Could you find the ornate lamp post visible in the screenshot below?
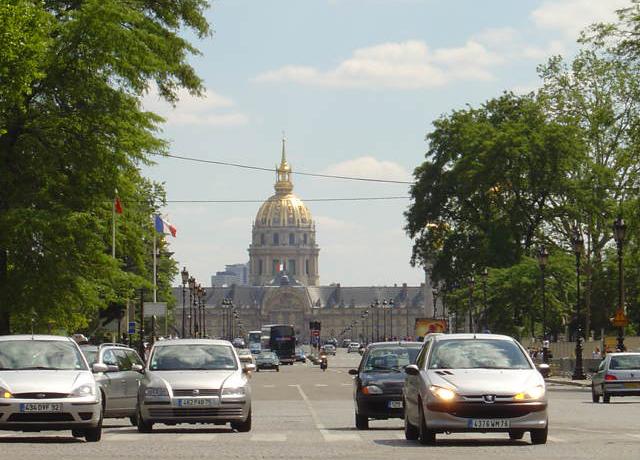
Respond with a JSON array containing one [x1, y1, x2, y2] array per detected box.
[[194, 283, 201, 337], [389, 299, 395, 340], [221, 298, 230, 339], [537, 246, 549, 363], [199, 285, 206, 337], [405, 300, 410, 339], [468, 276, 475, 333], [361, 311, 368, 344], [188, 276, 196, 337], [374, 299, 380, 341], [571, 227, 586, 380], [613, 216, 627, 352], [382, 299, 388, 341], [481, 268, 488, 332], [370, 303, 375, 343], [180, 267, 189, 338]]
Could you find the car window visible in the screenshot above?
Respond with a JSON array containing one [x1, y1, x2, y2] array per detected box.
[[362, 347, 421, 372], [114, 349, 132, 371], [102, 349, 118, 366], [125, 349, 144, 367], [80, 347, 98, 366], [416, 340, 431, 369], [428, 339, 532, 370], [609, 355, 640, 370], [598, 359, 607, 372], [0, 340, 87, 371]]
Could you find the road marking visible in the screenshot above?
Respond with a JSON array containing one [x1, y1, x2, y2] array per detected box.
[[262, 384, 276, 388], [341, 383, 352, 386], [105, 433, 147, 441], [320, 430, 361, 442], [251, 433, 287, 442], [295, 384, 325, 430], [626, 433, 640, 439], [547, 435, 566, 443], [314, 384, 328, 387], [177, 433, 218, 441]]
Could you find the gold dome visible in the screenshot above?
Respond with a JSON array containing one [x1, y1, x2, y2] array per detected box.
[[255, 139, 313, 228]]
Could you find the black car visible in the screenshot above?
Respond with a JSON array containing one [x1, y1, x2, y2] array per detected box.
[[349, 341, 422, 430]]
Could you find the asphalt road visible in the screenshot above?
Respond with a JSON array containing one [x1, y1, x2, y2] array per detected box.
[[2, 349, 640, 459]]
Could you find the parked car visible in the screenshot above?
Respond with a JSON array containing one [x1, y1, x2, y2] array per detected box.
[[137, 339, 253, 432], [403, 333, 548, 445], [0, 335, 103, 442], [295, 347, 307, 363], [237, 348, 256, 367], [80, 343, 146, 426], [347, 342, 361, 353], [322, 344, 336, 356], [349, 341, 422, 429], [255, 352, 280, 372], [591, 352, 640, 403]]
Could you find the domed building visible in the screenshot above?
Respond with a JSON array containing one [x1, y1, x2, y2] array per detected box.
[[248, 139, 319, 286]]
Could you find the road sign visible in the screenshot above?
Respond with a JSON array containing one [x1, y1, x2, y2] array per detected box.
[[128, 321, 136, 334], [611, 308, 629, 327]]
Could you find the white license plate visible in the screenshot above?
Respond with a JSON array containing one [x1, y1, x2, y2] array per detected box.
[[624, 382, 640, 389], [468, 419, 510, 429], [388, 400, 403, 409], [176, 398, 218, 407], [20, 403, 62, 413]]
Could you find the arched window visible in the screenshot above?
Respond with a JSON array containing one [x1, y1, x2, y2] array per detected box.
[[289, 233, 295, 245]]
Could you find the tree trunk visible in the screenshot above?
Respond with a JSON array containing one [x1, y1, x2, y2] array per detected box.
[[0, 248, 10, 334]]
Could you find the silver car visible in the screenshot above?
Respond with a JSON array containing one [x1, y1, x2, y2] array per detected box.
[[403, 333, 548, 445], [0, 335, 103, 442], [137, 339, 254, 432], [591, 352, 640, 403]]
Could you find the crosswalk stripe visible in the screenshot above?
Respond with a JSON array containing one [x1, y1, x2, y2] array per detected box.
[[320, 429, 361, 442], [251, 433, 287, 442]]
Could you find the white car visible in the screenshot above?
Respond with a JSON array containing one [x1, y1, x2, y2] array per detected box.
[[0, 335, 103, 442], [348, 342, 361, 353], [591, 352, 640, 403]]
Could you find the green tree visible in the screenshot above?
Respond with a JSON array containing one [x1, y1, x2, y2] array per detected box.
[[0, 0, 211, 334]]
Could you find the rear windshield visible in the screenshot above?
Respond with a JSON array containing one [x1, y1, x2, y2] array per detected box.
[[610, 355, 640, 370], [428, 339, 531, 370], [363, 346, 421, 372]]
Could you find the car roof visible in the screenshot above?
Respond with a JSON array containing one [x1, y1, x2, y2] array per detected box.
[[430, 333, 515, 342], [607, 352, 640, 356], [367, 341, 422, 348], [0, 334, 74, 343], [152, 339, 233, 347]]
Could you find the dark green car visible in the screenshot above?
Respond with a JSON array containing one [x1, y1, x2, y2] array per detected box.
[[255, 351, 280, 372]]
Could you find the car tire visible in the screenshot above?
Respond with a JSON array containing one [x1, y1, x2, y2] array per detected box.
[[404, 403, 418, 440], [509, 430, 524, 440], [256, 368, 260, 372], [418, 401, 436, 445], [84, 411, 103, 443], [231, 409, 252, 432], [355, 412, 369, 430], [591, 385, 600, 403], [530, 424, 548, 445], [71, 429, 84, 438], [136, 406, 153, 433], [602, 391, 610, 404], [276, 366, 280, 372]]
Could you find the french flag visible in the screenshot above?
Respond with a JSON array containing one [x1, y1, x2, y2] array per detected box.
[[154, 214, 177, 237]]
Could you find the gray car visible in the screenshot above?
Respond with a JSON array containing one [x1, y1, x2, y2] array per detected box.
[[0, 335, 103, 442], [591, 352, 640, 403], [403, 333, 548, 445], [80, 343, 146, 424], [137, 339, 254, 432]]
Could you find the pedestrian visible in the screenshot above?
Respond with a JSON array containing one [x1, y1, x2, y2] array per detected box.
[[592, 347, 601, 359]]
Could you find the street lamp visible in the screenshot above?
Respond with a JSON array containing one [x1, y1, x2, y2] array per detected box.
[[537, 246, 549, 363], [199, 285, 206, 337], [374, 299, 380, 341], [382, 299, 388, 341], [188, 276, 196, 337], [389, 299, 395, 340], [180, 267, 189, 338], [468, 276, 475, 333], [370, 303, 375, 343], [481, 268, 488, 332], [221, 298, 231, 339], [571, 227, 586, 380], [613, 216, 627, 352], [432, 287, 439, 318]]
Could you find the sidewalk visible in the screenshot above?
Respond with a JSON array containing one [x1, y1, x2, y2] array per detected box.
[[545, 376, 591, 388]]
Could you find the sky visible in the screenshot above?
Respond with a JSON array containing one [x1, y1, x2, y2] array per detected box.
[[143, 0, 629, 287]]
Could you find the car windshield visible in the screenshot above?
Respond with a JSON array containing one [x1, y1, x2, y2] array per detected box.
[[149, 344, 238, 371], [363, 347, 421, 372], [259, 352, 276, 359], [428, 339, 531, 370], [610, 355, 640, 370], [80, 347, 98, 365], [0, 340, 87, 371]]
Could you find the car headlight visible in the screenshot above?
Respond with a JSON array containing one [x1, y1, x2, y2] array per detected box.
[[222, 386, 246, 397], [514, 385, 545, 400], [429, 385, 456, 401], [362, 385, 383, 395], [0, 387, 12, 399], [70, 383, 96, 397], [144, 387, 169, 397]]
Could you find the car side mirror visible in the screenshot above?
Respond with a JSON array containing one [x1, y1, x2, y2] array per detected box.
[[243, 363, 256, 373], [536, 363, 550, 378], [92, 363, 108, 373], [132, 364, 145, 373], [348, 369, 358, 375], [404, 364, 420, 376]]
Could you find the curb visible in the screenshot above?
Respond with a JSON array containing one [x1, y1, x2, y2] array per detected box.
[[545, 378, 590, 388]]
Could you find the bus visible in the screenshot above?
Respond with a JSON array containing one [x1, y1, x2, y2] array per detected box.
[[261, 324, 296, 365], [247, 330, 262, 354]]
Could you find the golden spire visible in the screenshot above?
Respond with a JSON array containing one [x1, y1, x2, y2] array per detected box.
[[274, 135, 293, 195]]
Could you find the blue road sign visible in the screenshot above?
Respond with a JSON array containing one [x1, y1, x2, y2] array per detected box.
[[128, 321, 136, 334]]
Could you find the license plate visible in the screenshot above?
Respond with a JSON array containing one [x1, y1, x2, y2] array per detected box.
[[468, 419, 510, 429], [624, 382, 640, 389], [176, 398, 218, 407], [20, 403, 62, 413], [388, 400, 403, 409]]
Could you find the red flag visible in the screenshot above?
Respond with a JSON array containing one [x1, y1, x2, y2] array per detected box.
[[115, 196, 123, 214]]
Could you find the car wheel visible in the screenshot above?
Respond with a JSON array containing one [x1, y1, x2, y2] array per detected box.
[[509, 430, 524, 440], [418, 400, 436, 445], [603, 390, 610, 404], [231, 409, 252, 432], [84, 411, 103, 442], [591, 385, 600, 403], [530, 424, 548, 445], [136, 406, 153, 433], [71, 429, 84, 438], [276, 366, 280, 372], [355, 412, 369, 430], [256, 367, 260, 372], [404, 403, 418, 440]]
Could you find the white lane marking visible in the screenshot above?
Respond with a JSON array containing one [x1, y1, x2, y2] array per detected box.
[[262, 385, 276, 388], [251, 433, 287, 442], [177, 434, 218, 441], [626, 433, 640, 439], [341, 383, 352, 387], [288, 384, 297, 387], [105, 434, 147, 441], [315, 384, 328, 387], [547, 435, 566, 443], [295, 384, 325, 430]]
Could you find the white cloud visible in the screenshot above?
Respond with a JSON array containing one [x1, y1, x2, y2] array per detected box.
[[254, 40, 501, 89], [143, 87, 249, 127], [531, 0, 628, 38], [325, 156, 412, 182]]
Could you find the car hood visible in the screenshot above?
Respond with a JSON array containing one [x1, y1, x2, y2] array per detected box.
[[361, 371, 406, 392], [146, 370, 238, 390], [428, 369, 542, 395], [0, 370, 92, 394]]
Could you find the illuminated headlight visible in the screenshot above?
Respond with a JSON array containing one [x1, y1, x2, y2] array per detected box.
[[514, 385, 545, 401], [144, 387, 169, 397], [222, 386, 246, 397], [71, 383, 96, 397], [0, 387, 12, 399], [429, 385, 456, 401], [362, 385, 383, 395]]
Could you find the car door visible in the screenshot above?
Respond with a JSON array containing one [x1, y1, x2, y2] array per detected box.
[[124, 349, 145, 413], [592, 357, 607, 389], [404, 339, 430, 424], [112, 349, 138, 413], [102, 348, 127, 414]]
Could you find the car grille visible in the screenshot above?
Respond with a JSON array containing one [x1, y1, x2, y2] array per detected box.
[[148, 407, 243, 418], [429, 402, 546, 419], [172, 389, 220, 397], [380, 382, 403, 394], [12, 393, 69, 399], [7, 413, 75, 422]]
